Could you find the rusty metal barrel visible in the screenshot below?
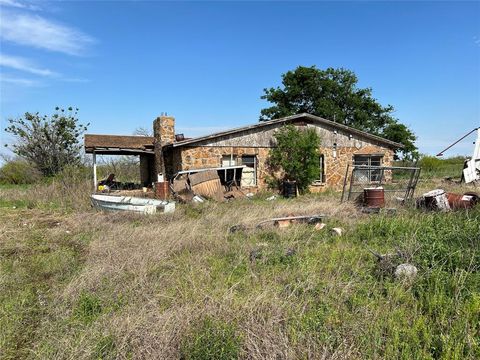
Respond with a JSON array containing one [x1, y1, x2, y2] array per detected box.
[[155, 181, 170, 200], [364, 187, 385, 208], [447, 192, 479, 210]]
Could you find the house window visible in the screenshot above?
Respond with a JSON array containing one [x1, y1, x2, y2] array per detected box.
[[222, 155, 238, 167], [353, 155, 383, 182], [316, 154, 326, 183], [241, 155, 257, 186], [221, 154, 257, 187]]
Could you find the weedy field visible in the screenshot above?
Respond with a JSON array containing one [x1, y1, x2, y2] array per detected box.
[[0, 175, 479, 359]]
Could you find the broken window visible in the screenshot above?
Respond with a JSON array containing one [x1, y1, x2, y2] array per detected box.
[[221, 154, 257, 187], [241, 155, 257, 186], [353, 155, 383, 182]]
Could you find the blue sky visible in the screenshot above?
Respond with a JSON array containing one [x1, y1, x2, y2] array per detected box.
[[1, 0, 479, 157]]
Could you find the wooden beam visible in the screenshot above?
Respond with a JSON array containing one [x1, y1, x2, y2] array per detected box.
[[93, 151, 97, 193]]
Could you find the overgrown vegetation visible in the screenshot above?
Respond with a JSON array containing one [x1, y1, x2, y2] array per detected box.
[[394, 156, 466, 180], [180, 318, 243, 360], [4, 107, 88, 176], [0, 158, 42, 184], [269, 124, 321, 192], [0, 177, 478, 358], [418, 156, 466, 179]]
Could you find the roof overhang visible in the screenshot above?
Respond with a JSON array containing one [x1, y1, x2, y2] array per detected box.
[[85, 148, 154, 156], [84, 134, 155, 155]]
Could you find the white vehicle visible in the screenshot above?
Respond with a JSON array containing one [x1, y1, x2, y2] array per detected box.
[[437, 127, 480, 183]]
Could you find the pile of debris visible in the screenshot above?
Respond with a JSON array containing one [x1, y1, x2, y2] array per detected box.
[[416, 189, 479, 211], [97, 173, 143, 192], [230, 214, 328, 233], [368, 248, 418, 282], [171, 169, 248, 203]]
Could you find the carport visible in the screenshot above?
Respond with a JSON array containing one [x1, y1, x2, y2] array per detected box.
[[84, 134, 156, 191]]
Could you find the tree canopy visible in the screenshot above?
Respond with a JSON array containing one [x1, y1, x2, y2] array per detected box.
[[5, 107, 88, 176], [269, 125, 321, 192], [260, 66, 417, 158]]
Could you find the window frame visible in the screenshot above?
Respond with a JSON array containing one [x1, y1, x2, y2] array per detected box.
[[221, 154, 238, 167], [241, 155, 257, 186], [313, 154, 326, 184], [353, 154, 384, 183]]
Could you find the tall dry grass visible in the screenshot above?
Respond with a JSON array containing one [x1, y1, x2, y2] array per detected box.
[[1, 177, 479, 359]]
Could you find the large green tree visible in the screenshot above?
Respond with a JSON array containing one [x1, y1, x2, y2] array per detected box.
[[260, 66, 417, 159], [5, 107, 88, 176]]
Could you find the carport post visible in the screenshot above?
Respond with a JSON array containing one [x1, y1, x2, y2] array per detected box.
[[93, 151, 97, 192]]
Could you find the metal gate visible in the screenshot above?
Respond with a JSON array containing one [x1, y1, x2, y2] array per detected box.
[[341, 165, 421, 204]]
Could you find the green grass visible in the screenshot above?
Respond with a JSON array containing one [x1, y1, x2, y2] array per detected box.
[[180, 317, 243, 360], [0, 183, 33, 190], [0, 218, 90, 359]]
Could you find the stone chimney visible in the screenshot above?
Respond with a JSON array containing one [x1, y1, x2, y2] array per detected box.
[[153, 115, 175, 180], [153, 115, 175, 146]]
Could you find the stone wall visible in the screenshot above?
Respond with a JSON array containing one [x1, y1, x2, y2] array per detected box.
[[175, 146, 271, 188], [173, 144, 394, 191], [309, 145, 394, 192]]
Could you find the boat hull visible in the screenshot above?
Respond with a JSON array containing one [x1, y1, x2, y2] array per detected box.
[[91, 194, 175, 214]]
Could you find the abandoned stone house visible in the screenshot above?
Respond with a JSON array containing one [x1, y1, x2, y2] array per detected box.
[[84, 113, 403, 192]]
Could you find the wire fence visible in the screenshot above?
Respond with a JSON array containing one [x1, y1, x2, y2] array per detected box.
[[341, 164, 421, 206]]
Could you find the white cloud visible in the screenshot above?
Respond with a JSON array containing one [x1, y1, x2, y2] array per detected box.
[[0, 10, 95, 55], [0, 54, 57, 76], [0, 74, 41, 87], [0, 0, 41, 11]]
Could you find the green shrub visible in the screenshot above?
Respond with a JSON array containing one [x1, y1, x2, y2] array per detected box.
[[418, 156, 465, 178], [180, 317, 242, 360], [268, 125, 321, 192], [0, 160, 42, 184], [54, 163, 91, 184], [419, 156, 444, 172]]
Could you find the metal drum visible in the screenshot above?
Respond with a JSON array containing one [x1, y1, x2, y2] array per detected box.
[[447, 192, 479, 210], [364, 187, 385, 208]]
